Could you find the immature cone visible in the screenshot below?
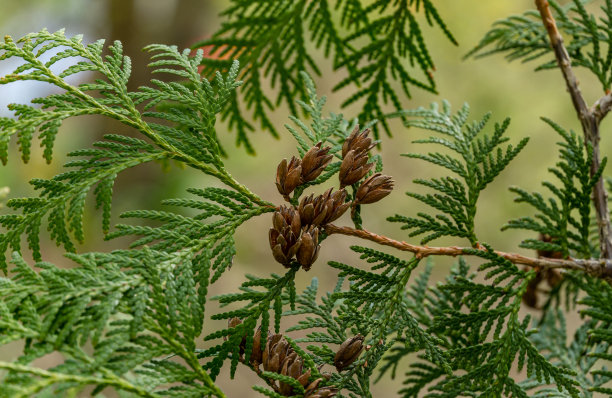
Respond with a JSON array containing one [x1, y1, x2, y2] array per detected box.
[[263, 334, 290, 373], [355, 173, 394, 205], [302, 142, 333, 182], [342, 126, 376, 158], [278, 351, 312, 395], [269, 206, 302, 266], [298, 188, 350, 226], [296, 226, 320, 270], [334, 334, 364, 371], [276, 156, 303, 197], [339, 149, 374, 188]]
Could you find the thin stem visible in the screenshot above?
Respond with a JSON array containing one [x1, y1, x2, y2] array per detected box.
[[534, 0, 612, 258], [324, 224, 612, 280]]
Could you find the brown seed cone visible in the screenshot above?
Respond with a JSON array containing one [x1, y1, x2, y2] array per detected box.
[[298, 188, 350, 227], [263, 334, 290, 373], [269, 205, 302, 266], [305, 385, 338, 398], [276, 156, 303, 197], [302, 142, 333, 183], [250, 326, 266, 366], [334, 334, 364, 371], [339, 149, 374, 188], [225, 317, 246, 355], [278, 351, 309, 395], [342, 125, 376, 158], [296, 226, 320, 271], [522, 234, 564, 308], [355, 173, 394, 205], [535, 233, 564, 259], [546, 269, 562, 287]]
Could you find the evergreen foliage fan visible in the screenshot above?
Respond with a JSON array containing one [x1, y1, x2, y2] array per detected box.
[[1, 1, 612, 398]]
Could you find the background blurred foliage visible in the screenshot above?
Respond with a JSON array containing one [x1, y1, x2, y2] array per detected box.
[[0, 0, 608, 395]]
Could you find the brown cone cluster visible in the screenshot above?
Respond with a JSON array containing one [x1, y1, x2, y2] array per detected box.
[[260, 332, 337, 397], [333, 334, 364, 371], [227, 319, 370, 396], [522, 233, 564, 309], [270, 132, 394, 270]]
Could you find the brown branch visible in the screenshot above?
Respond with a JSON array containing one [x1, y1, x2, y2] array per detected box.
[[325, 224, 612, 281], [535, 0, 612, 258], [592, 93, 612, 124]]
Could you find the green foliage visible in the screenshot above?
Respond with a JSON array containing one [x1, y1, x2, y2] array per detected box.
[[466, 0, 612, 92], [503, 118, 603, 259], [387, 101, 529, 245], [395, 256, 580, 397], [520, 307, 612, 397], [2, 2, 612, 396], [0, 29, 270, 273], [196, 0, 457, 145], [573, 274, 612, 396], [0, 250, 223, 397]]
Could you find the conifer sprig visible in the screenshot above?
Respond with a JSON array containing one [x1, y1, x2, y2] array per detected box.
[[0, 251, 226, 397], [387, 101, 529, 245], [0, 29, 270, 271], [466, 0, 612, 92], [503, 118, 603, 259], [196, 0, 457, 144]]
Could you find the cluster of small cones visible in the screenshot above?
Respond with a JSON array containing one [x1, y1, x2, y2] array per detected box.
[[228, 318, 365, 397], [522, 233, 563, 308], [271, 126, 394, 270]]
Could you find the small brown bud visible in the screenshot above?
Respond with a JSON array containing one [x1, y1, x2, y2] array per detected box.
[[334, 334, 364, 371], [269, 206, 302, 266], [355, 173, 394, 205], [279, 351, 304, 395], [302, 142, 333, 182], [546, 269, 562, 287], [339, 149, 374, 188], [536, 233, 564, 259], [342, 125, 375, 158], [296, 226, 320, 270], [276, 156, 303, 197], [263, 334, 290, 373], [298, 188, 350, 227]]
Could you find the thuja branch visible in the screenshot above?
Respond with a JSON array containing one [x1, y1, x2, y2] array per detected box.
[[534, 0, 612, 258], [0, 361, 161, 398], [324, 224, 612, 280]]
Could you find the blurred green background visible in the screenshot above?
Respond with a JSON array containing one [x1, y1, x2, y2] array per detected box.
[[1, 1, 608, 396]]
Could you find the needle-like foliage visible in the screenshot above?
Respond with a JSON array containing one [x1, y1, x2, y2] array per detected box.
[[387, 101, 529, 246], [196, 0, 457, 146], [2, 3, 612, 395], [466, 0, 612, 92], [503, 118, 603, 259]]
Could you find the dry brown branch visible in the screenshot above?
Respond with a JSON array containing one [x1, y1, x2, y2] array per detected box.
[[325, 224, 612, 281], [535, 0, 612, 258]]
